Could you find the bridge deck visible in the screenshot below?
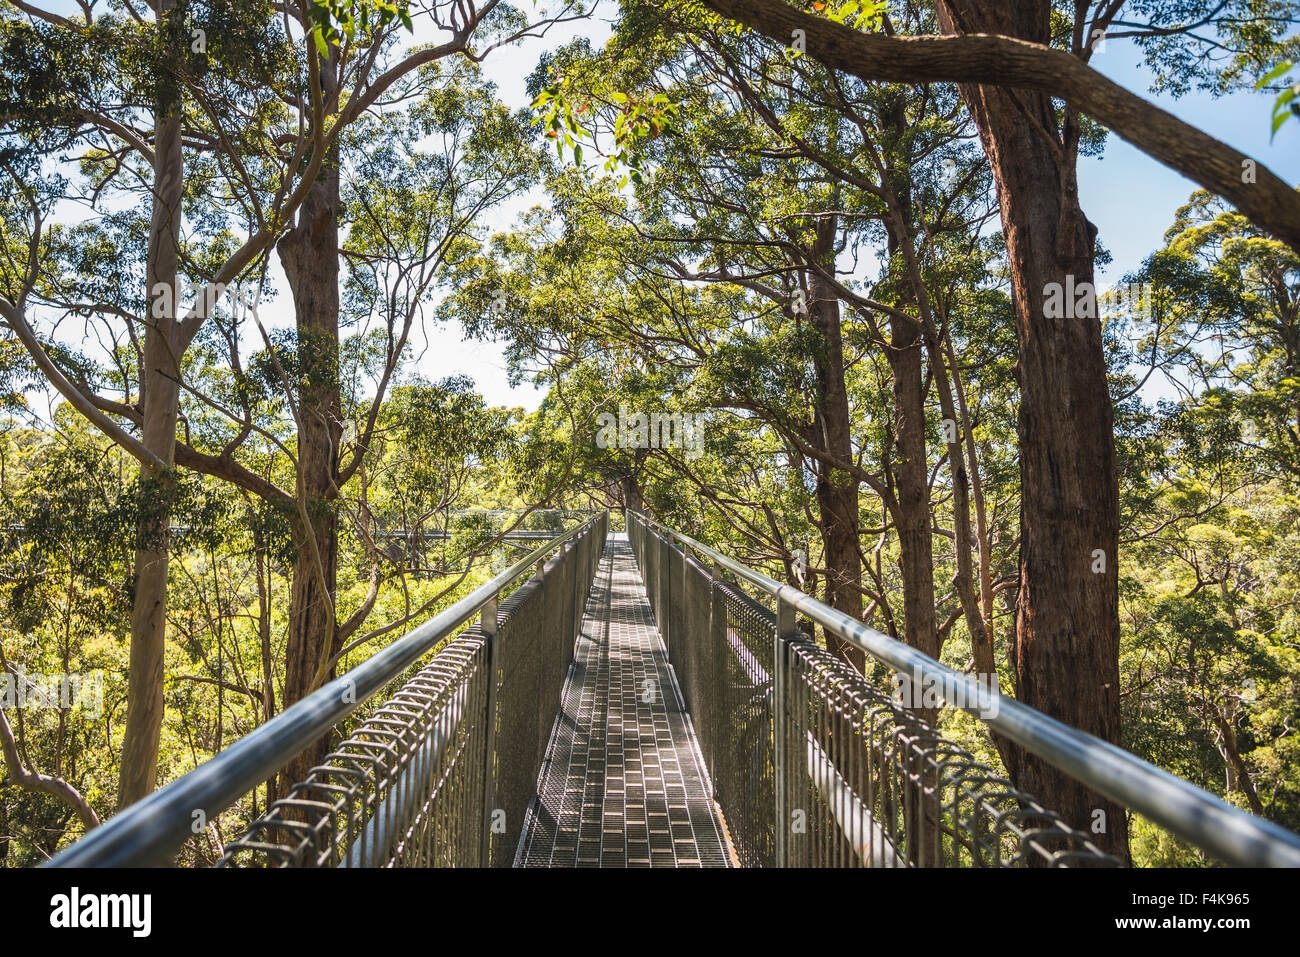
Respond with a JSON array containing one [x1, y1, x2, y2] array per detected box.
[[517, 534, 732, 867]]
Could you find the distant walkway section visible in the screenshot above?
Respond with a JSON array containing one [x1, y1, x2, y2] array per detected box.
[[517, 534, 731, 867]]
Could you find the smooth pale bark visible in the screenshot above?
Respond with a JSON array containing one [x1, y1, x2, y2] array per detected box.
[[0, 701, 100, 830], [117, 2, 184, 808], [3, 2, 340, 810], [254, 539, 279, 808]]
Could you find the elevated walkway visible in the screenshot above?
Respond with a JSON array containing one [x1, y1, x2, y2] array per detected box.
[[518, 535, 730, 867], [47, 511, 1300, 869]]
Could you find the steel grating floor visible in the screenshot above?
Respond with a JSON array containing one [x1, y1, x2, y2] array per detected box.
[[516, 533, 732, 867]]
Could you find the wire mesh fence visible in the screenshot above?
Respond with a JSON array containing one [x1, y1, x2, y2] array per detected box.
[[45, 514, 606, 868], [218, 633, 492, 867], [218, 512, 606, 867], [48, 508, 1300, 868], [629, 513, 1116, 867]]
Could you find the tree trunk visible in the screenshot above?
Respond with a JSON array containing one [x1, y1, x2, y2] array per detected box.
[[806, 217, 865, 670], [618, 473, 645, 513], [947, 340, 996, 631], [887, 315, 938, 660], [937, 0, 1129, 862], [1211, 703, 1264, 816], [254, 536, 278, 808], [276, 53, 343, 790], [117, 1, 184, 809], [877, 112, 939, 663]]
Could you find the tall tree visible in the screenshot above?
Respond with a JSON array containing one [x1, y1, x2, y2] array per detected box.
[[685, 0, 1296, 859], [0, 0, 315, 807]]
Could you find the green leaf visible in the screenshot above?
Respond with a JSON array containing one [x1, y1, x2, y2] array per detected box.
[[1256, 61, 1294, 89]]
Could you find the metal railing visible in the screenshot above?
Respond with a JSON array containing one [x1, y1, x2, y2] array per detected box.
[[46, 511, 608, 868], [628, 511, 1300, 867]]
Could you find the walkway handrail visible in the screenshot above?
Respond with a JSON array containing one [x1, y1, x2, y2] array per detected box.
[[628, 510, 1300, 867], [46, 513, 606, 868]]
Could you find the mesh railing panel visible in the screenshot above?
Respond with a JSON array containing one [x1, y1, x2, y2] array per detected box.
[[218, 632, 491, 868], [783, 640, 1114, 867], [666, 543, 686, 677], [489, 575, 545, 868], [219, 513, 607, 868], [627, 514, 1116, 869], [680, 554, 716, 782], [712, 580, 778, 867]]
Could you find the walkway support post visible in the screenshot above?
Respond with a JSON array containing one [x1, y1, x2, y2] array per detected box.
[[774, 596, 799, 868], [479, 594, 500, 867], [708, 560, 726, 798], [659, 533, 672, 651]]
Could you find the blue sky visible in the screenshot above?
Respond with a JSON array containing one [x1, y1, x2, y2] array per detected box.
[[24, 3, 1300, 412], [450, 16, 1300, 410], [1079, 45, 1299, 287]]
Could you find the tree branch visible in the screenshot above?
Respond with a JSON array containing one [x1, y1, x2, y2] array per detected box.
[[699, 0, 1300, 251]]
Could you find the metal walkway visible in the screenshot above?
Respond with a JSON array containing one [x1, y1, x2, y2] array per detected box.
[[51, 511, 1300, 868], [517, 534, 732, 867]]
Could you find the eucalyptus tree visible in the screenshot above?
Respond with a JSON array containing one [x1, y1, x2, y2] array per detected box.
[[0, 415, 129, 856], [680, 10, 1013, 676], [526, 50, 876, 666], [526, 6, 1018, 680], [1133, 191, 1300, 483], [178, 54, 554, 783], [0, 0, 325, 807], [229, 6, 596, 783], [700, 19, 1036, 760], [0, 0, 584, 801], [673, 0, 1297, 856]]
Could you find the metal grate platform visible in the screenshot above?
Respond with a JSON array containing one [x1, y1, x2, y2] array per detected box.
[[517, 534, 732, 867]]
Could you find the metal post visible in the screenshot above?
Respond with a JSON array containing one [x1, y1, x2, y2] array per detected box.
[[774, 597, 797, 868], [707, 561, 726, 797], [659, 532, 671, 652], [479, 594, 500, 867], [570, 535, 583, 644]]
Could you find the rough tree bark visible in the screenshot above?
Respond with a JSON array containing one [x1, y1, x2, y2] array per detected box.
[[699, 0, 1136, 857], [878, 105, 939, 662], [887, 311, 937, 660], [804, 217, 866, 670], [618, 473, 646, 513], [934, 0, 1128, 861], [276, 53, 344, 790]]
